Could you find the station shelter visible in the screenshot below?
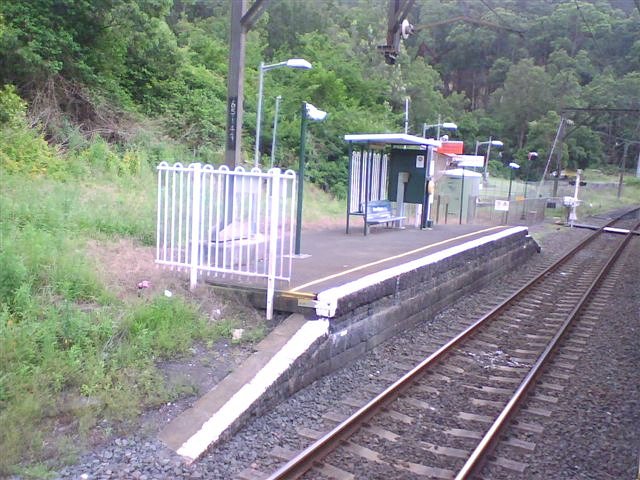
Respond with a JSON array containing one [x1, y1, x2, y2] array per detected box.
[[344, 133, 440, 234]]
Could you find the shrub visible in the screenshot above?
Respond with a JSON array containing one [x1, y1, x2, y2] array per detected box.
[[0, 85, 63, 176]]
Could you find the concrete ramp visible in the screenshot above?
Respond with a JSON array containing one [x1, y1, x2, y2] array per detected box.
[[159, 314, 329, 463]]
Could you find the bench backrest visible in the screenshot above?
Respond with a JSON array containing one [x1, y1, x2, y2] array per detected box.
[[365, 200, 393, 220]]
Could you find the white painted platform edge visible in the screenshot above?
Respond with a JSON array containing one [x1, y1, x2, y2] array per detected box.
[[176, 318, 330, 462], [316, 226, 529, 317]]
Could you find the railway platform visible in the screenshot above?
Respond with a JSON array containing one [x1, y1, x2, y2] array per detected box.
[[206, 223, 524, 318], [159, 222, 541, 463]]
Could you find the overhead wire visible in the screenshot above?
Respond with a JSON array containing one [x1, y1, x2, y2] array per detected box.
[[572, 0, 608, 63], [477, 0, 522, 35]]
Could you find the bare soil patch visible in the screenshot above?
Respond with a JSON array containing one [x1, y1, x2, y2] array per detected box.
[[84, 238, 267, 433]]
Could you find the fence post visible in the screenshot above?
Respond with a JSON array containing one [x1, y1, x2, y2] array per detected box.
[[190, 163, 202, 289], [266, 169, 281, 320]]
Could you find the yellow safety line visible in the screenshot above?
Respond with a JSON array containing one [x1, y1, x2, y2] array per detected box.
[[288, 226, 505, 293]]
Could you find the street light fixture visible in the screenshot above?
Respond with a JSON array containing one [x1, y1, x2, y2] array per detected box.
[[507, 162, 520, 199], [422, 121, 458, 139], [255, 58, 312, 167], [475, 137, 504, 183], [295, 102, 327, 255]]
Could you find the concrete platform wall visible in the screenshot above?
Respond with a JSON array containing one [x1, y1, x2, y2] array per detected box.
[[290, 230, 540, 392]]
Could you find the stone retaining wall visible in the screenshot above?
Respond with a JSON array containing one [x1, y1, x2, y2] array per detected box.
[[292, 230, 540, 391]]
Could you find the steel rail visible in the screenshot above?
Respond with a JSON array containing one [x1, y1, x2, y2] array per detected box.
[[455, 218, 640, 479], [266, 210, 639, 480]]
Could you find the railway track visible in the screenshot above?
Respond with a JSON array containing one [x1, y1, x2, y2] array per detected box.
[[257, 211, 640, 480]]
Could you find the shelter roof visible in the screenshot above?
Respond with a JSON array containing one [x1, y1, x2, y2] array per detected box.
[[344, 133, 440, 147]]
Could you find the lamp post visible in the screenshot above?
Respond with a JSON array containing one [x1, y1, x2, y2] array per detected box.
[[521, 152, 538, 220], [295, 102, 327, 255], [458, 166, 465, 225], [475, 138, 504, 183], [506, 161, 520, 224], [270, 95, 282, 168], [255, 58, 312, 167], [422, 120, 457, 139], [507, 162, 520, 200], [404, 97, 410, 134]]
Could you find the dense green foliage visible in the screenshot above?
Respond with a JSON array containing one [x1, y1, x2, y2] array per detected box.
[[1, 0, 638, 193]]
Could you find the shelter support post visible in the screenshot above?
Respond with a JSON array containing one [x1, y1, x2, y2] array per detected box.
[[346, 142, 353, 234]]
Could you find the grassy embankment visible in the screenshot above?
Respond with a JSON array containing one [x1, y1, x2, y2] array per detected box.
[[0, 103, 349, 476], [0, 164, 226, 477]]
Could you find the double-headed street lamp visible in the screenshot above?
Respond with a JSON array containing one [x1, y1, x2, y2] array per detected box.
[[254, 58, 312, 167], [475, 137, 504, 182], [422, 121, 457, 139]]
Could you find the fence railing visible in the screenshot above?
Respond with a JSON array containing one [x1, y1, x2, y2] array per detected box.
[[156, 162, 297, 319], [434, 194, 548, 226]]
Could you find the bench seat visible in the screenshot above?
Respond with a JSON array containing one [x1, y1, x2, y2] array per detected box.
[[363, 200, 405, 233]]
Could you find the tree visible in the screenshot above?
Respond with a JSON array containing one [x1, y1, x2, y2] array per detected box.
[[489, 58, 555, 149]]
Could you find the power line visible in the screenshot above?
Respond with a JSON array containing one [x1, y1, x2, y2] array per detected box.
[[562, 107, 640, 113], [572, 0, 608, 62], [478, 0, 523, 36]]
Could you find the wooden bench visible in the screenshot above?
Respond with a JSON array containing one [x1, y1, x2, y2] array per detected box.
[[363, 200, 406, 234]]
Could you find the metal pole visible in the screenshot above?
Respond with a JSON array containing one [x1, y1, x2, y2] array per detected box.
[[508, 167, 514, 200], [254, 62, 265, 167], [483, 137, 492, 183], [521, 164, 530, 220], [617, 142, 629, 199], [506, 167, 514, 225], [424, 146, 435, 228], [552, 140, 563, 198], [459, 167, 465, 225], [404, 97, 409, 134], [189, 163, 202, 289], [569, 169, 581, 226], [436, 113, 441, 140], [266, 169, 280, 320], [294, 102, 307, 255], [539, 117, 565, 196], [270, 95, 281, 168]]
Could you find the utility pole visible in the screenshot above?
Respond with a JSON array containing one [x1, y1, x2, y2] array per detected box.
[[224, 0, 271, 168], [552, 118, 572, 198], [617, 141, 629, 199], [224, 0, 247, 168]]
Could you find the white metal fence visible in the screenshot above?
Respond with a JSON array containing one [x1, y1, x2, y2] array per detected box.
[[156, 162, 297, 319]]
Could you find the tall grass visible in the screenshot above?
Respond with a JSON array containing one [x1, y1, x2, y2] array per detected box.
[[0, 130, 234, 476]]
